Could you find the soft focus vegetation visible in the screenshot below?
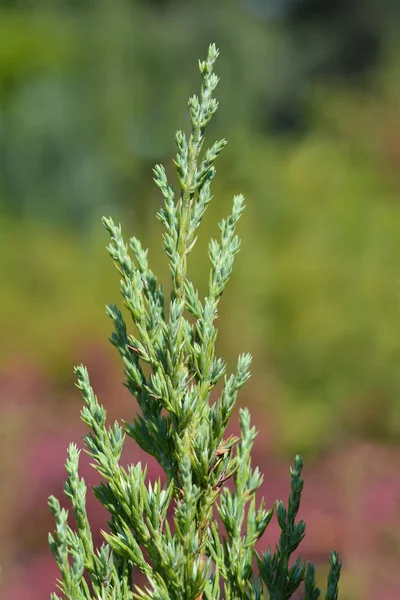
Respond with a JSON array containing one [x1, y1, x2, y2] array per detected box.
[[1, 1, 400, 599]]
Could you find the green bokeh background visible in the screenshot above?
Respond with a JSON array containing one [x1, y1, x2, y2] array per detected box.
[[1, 1, 400, 598]]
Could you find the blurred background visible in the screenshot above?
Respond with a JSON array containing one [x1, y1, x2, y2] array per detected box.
[[1, 0, 400, 598]]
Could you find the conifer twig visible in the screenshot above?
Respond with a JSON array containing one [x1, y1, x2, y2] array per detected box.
[[48, 43, 341, 600]]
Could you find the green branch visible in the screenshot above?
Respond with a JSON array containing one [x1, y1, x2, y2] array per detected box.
[[48, 43, 342, 600]]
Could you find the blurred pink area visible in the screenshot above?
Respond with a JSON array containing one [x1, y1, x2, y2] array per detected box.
[[1, 347, 400, 600]]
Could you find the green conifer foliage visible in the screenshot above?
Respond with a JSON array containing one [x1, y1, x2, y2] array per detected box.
[[48, 44, 341, 600]]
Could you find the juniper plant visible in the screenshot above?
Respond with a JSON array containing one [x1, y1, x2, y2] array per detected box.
[[48, 44, 341, 600]]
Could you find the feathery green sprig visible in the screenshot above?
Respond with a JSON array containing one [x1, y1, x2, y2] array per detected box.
[[48, 43, 341, 600]]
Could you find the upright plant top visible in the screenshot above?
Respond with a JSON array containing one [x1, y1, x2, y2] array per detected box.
[[48, 44, 341, 600]]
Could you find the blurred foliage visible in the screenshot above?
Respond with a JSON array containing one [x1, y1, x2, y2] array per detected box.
[[2, 0, 400, 224], [2, 0, 400, 460], [2, 6, 400, 599]]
